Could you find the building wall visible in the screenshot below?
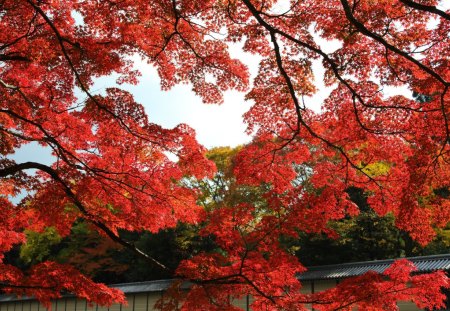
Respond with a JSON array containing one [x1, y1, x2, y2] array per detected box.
[[0, 292, 255, 311], [300, 279, 337, 311], [0, 293, 165, 311], [231, 295, 251, 310], [0, 284, 432, 311], [300, 280, 427, 311]]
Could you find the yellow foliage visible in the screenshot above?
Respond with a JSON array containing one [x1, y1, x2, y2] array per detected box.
[[361, 161, 391, 177]]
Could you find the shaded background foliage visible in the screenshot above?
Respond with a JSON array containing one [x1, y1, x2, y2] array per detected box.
[[7, 147, 450, 283]]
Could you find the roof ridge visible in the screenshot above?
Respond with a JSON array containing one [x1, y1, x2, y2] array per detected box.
[[110, 278, 176, 287], [304, 253, 450, 271]]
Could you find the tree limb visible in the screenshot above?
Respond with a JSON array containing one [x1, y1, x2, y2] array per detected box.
[[0, 162, 170, 272]]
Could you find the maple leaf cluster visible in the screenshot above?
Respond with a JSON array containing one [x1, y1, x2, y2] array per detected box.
[[1, 0, 450, 310]]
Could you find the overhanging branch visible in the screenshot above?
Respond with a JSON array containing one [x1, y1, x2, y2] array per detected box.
[[0, 162, 170, 272]]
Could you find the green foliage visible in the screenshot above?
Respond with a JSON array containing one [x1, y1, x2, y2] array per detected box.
[[287, 210, 406, 266], [412, 91, 434, 103], [20, 227, 62, 264], [420, 227, 450, 255]]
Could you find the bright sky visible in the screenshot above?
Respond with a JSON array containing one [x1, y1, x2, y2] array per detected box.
[[92, 44, 259, 149], [91, 36, 337, 149]]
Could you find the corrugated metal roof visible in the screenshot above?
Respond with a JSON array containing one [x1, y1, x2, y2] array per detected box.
[[298, 253, 450, 281], [111, 279, 193, 293], [0, 295, 27, 302], [111, 279, 174, 293], [0, 279, 189, 302]]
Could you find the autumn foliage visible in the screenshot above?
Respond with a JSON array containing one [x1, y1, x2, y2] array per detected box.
[[1, 0, 450, 310]]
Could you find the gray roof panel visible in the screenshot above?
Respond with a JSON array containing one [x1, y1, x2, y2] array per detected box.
[[299, 253, 450, 281], [111, 279, 174, 293]]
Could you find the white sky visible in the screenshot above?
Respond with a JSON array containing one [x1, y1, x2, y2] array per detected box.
[[91, 36, 336, 149], [92, 43, 259, 149]]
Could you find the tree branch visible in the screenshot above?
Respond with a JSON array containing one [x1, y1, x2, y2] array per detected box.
[[0, 162, 170, 272], [339, 0, 448, 86], [399, 0, 450, 21]]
